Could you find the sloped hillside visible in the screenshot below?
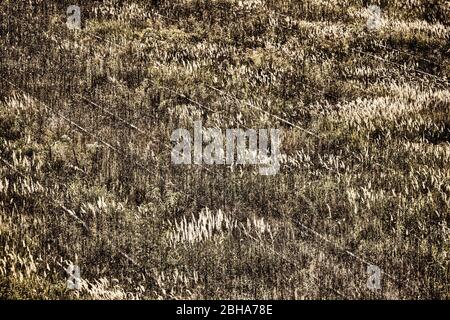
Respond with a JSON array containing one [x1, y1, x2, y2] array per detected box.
[[0, 0, 449, 299]]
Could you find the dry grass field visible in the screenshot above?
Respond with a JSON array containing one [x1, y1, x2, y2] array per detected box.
[[0, 0, 449, 299]]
